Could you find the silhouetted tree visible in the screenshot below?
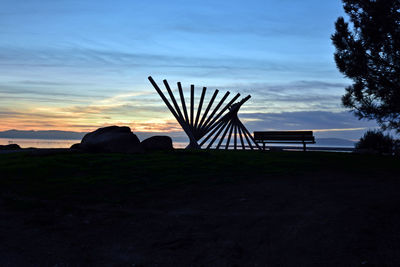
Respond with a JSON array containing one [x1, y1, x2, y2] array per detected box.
[[332, 0, 400, 132], [355, 129, 394, 154]]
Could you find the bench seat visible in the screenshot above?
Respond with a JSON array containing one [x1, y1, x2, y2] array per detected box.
[[253, 131, 316, 151]]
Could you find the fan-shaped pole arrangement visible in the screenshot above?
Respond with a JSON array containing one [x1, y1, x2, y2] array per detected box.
[[148, 76, 261, 150]]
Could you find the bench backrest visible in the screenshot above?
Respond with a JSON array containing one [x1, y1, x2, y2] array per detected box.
[[254, 131, 315, 142]]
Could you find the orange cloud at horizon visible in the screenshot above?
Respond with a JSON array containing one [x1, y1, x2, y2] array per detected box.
[[0, 107, 182, 133], [0, 93, 185, 133], [0, 119, 182, 133]]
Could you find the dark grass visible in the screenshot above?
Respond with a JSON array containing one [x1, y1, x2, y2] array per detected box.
[[1, 150, 400, 266], [1, 150, 399, 205]]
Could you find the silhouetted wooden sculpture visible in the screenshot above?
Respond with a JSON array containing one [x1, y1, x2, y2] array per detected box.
[[148, 76, 261, 150]]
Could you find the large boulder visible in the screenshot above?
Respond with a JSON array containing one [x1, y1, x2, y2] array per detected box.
[[0, 144, 21, 150], [140, 136, 173, 151], [70, 143, 82, 150], [80, 126, 141, 153]]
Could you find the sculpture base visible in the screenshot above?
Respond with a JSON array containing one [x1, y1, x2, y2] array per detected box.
[[185, 140, 201, 149]]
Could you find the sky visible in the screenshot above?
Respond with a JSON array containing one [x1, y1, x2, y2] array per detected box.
[[0, 0, 378, 142]]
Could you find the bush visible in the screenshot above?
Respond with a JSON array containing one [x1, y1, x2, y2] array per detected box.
[[355, 130, 395, 155], [394, 140, 400, 157]]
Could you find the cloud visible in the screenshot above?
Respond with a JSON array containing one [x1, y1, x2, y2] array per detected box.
[[169, 18, 325, 39], [0, 99, 181, 132], [0, 46, 299, 76], [240, 111, 377, 130], [0, 94, 94, 105], [0, 86, 102, 99], [189, 80, 350, 113], [15, 80, 91, 86], [208, 80, 348, 95], [238, 111, 378, 139], [146, 79, 348, 112]]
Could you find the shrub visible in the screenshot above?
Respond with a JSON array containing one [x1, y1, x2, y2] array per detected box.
[[355, 130, 395, 155], [394, 140, 400, 157]]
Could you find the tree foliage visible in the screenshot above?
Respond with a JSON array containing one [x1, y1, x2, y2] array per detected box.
[[332, 0, 400, 132], [355, 129, 394, 154]]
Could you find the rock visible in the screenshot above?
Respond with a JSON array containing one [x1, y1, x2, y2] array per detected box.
[[70, 143, 82, 150], [0, 144, 21, 150], [80, 126, 141, 153], [140, 136, 173, 151]]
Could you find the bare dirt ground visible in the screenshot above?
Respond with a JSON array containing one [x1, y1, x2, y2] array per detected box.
[[1, 170, 400, 266]]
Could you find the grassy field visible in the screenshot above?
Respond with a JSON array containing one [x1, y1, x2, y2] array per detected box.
[[1, 150, 399, 202], [0, 150, 400, 266]]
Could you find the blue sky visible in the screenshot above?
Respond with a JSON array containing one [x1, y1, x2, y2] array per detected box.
[[0, 0, 378, 141]]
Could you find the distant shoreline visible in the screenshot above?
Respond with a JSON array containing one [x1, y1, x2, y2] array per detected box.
[[1, 137, 354, 151]]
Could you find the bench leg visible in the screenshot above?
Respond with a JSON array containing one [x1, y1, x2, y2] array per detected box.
[[303, 142, 306, 152], [263, 143, 266, 151]]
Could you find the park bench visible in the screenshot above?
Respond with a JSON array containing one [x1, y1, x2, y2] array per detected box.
[[253, 131, 315, 151]]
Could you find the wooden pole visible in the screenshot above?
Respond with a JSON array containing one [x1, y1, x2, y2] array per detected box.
[[194, 87, 207, 130], [149, 77, 198, 147], [197, 89, 218, 131], [202, 93, 240, 134], [238, 126, 245, 150], [207, 119, 230, 149], [190, 84, 194, 128], [199, 119, 226, 146], [198, 91, 230, 134], [234, 122, 237, 150], [240, 124, 253, 150], [238, 120, 262, 150], [177, 82, 189, 124], [148, 77, 181, 124], [216, 120, 233, 149], [225, 122, 234, 150], [163, 80, 184, 122]]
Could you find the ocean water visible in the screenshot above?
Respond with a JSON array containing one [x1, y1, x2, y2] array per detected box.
[[0, 138, 187, 149], [0, 138, 353, 150], [0, 138, 81, 148]]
